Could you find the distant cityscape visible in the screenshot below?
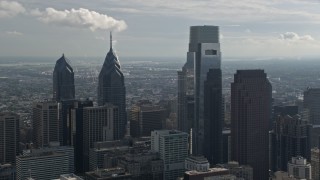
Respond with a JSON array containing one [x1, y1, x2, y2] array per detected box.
[[1, 25, 320, 180]]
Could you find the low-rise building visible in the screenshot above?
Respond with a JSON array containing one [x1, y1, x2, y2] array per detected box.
[[85, 168, 132, 180], [288, 156, 311, 180]]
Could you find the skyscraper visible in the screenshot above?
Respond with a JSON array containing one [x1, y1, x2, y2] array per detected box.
[[203, 68, 223, 165], [98, 32, 126, 140], [177, 52, 194, 134], [53, 54, 75, 101], [271, 115, 311, 171], [304, 88, 320, 125], [192, 26, 222, 158], [70, 99, 93, 173], [231, 70, 272, 180], [0, 112, 19, 165], [130, 102, 166, 137], [82, 104, 119, 172], [32, 101, 61, 148]]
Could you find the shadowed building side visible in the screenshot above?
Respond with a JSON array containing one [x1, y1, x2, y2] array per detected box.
[[204, 68, 223, 165], [231, 70, 272, 180]]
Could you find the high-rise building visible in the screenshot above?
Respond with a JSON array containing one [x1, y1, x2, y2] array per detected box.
[[32, 101, 61, 148], [271, 115, 311, 171], [287, 156, 311, 180], [177, 50, 194, 134], [70, 99, 93, 173], [203, 68, 223, 165], [98, 32, 126, 140], [191, 26, 222, 159], [130, 102, 166, 137], [231, 70, 272, 180], [53, 54, 75, 101], [83, 104, 119, 172], [311, 148, 320, 180], [0, 112, 19, 165], [304, 88, 320, 125], [272, 105, 299, 131], [151, 130, 188, 180]]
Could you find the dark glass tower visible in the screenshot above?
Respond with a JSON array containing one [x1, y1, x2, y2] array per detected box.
[[271, 115, 311, 172], [98, 32, 126, 140], [231, 70, 272, 180], [203, 69, 223, 165], [192, 26, 222, 156], [53, 54, 75, 101]]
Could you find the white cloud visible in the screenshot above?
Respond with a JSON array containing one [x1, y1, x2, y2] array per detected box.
[[222, 32, 320, 57], [107, 0, 320, 23], [31, 7, 127, 32], [6, 30, 23, 36], [279, 32, 315, 41], [0, 1, 25, 18]]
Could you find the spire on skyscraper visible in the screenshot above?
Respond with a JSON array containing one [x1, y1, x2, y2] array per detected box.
[[110, 31, 112, 50]]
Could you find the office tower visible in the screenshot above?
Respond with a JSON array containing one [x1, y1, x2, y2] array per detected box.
[[287, 156, 311, 180], [70, 99, 93, 173], [177, 51, 194, 134], [311, 148, 320, 180], [304, 88, 320, 125], [191, 26, 222, 159], [130, 102, 166, 137], [83, 104, 119, 172], [16, 151, 69, 180], [53, 54, 76, 146], [58, 100, 76, 146], [203, 68, 223, 165], [32, 101, 61, 148], [0, 112, 19, 165], [98, 32, 126, 140], [231, 70, 272, 180], [53, 54, 75, 101], [151, 130, 188, 180], [271, 115, 311, 171]]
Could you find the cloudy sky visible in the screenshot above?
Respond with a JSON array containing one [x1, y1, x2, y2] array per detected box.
[[1, 0, 320, 59]]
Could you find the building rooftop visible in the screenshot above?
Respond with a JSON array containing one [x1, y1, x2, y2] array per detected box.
[[185, 168, 229, 176]]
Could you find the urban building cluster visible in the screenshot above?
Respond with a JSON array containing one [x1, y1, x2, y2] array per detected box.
[[1, 26, 320, 180]]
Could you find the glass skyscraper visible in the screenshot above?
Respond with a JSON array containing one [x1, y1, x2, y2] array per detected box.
[[53, 54, 75, 101], [231, 70, 272, 180], [97, 32, 126, 140]]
